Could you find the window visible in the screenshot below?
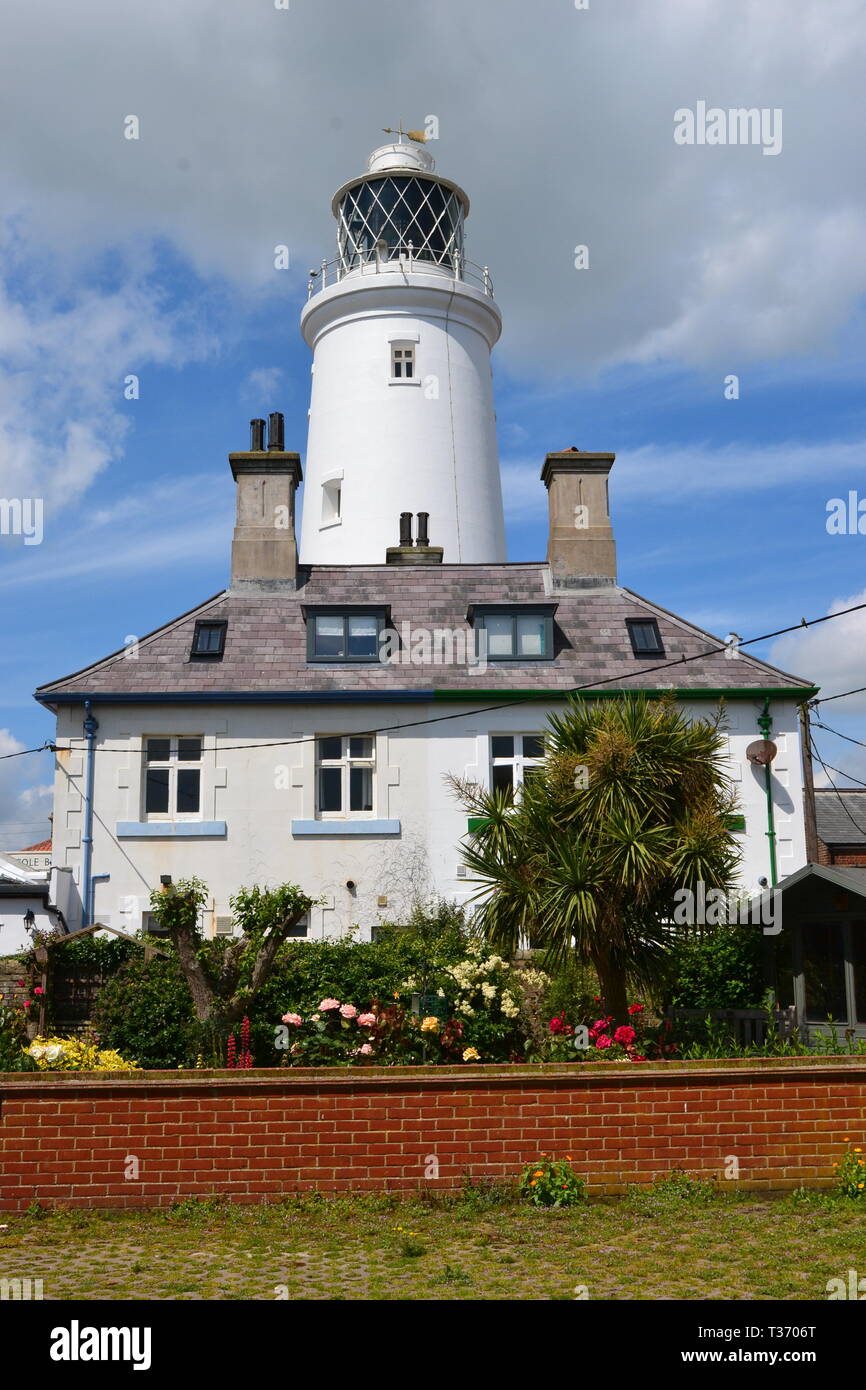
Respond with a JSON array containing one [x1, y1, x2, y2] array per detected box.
[[391, 344, 415, 379], [190, 620, 227, 659], [626, 617, 665, 658], [321, 477, 342, 528], [490, 734, 545, 795], [471, 606, 555, 661], [141, 911, 170, 938], [306, 608, 388, 662], [317, 736, 375, 817], [144, 736, 202, 819]]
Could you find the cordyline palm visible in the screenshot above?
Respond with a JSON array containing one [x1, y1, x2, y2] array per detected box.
[[449, 695, 741, 1024]]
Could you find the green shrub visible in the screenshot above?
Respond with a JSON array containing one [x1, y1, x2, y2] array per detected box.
[[0, 1003, 37, 1072], [834, 1140, 866, 1198], [665, 925, 765, 1010], [518, 1154, 586, 1208], [92, 952, 196, 1068]]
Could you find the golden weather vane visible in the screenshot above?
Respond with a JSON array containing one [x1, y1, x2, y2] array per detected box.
[[382, 122, 428, 143]]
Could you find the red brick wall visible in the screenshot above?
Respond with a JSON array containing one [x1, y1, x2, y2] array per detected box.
[[1, 1059, 865, 1210]]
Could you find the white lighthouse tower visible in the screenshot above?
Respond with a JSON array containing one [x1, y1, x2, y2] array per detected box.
[[299, 137, 507, 564]]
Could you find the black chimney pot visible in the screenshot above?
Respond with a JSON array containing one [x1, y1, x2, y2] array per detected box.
[[416, 512, 430, 547], [399, 512, 414, 546], [267, 412, 285, 451], [250, 418, 266, 451]]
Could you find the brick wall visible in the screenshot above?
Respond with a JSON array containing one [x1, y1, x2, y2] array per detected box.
[[1, 1059, 864, 1210]]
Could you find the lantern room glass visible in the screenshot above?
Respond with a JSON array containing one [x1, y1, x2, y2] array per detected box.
[[337, 176, 465, 271]]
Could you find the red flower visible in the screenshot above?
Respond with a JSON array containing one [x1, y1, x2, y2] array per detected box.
[[595, 1034, 613, 1049], [628, 1004, 644, 1015], [34, 986, 44, 996], [614, 1025, 636, 1045]]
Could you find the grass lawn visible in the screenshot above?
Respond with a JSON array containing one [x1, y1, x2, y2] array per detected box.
[[2, 1178, 866, 1300]]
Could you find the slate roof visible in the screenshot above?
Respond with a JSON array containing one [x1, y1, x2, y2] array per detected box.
[[814, 789, 866, 846], [34, 564, 816, 702]]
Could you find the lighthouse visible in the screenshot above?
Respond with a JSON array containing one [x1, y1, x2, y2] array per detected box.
[[299, 137, 507, 565]]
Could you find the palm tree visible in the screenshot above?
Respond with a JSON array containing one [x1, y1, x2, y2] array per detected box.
[[449, 695, 741, 1024]]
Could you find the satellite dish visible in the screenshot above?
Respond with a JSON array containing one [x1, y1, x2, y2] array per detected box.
[[746, 739, 777, 766]]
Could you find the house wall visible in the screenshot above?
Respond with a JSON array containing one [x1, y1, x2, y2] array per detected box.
[[49, 695, 808, 937], [0, 899, 58, 957], [1, 1058, 862, 1209]]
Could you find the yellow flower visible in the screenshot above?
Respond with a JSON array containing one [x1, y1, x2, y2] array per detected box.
[[859, 1184, 865, 1190], [462, 1047, 480, 1062], [855, 1147, 862, 1153], [529, 1180, 537, 1187], [533, 1170, 544, 1178], [420, 1016, 439, 1032]]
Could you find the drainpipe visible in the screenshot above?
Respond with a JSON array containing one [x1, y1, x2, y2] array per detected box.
[[81, 701, 99, 927], [89, 873, 110, 927], [757, 697, 778, 887]]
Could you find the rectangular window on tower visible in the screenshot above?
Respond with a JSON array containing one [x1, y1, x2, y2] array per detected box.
[[391, 344, 415, 380]]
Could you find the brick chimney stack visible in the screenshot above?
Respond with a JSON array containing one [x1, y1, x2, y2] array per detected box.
[[229, 414, 303, 591], [541, 448, 617, 588]]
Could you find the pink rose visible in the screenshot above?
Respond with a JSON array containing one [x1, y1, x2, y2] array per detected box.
[[358, 1012, 376, 1027], [319, 998, 340, 1011], [339, 1004, 357, 1019], [34, 986, 44, 996], [595, 1034, 612, 1049], [357, 1043, 373, 1056], [281, 1013, 303, 1026], [613, 1025, 636, 1045]]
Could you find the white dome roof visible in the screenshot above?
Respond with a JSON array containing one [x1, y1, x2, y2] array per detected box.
[[366, 141, 435, 175]]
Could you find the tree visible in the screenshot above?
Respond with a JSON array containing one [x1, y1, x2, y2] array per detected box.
[[148, 878, 315, 1028], [449, 695, 741, 1024]]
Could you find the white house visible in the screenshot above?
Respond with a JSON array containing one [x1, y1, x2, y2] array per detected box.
[[0, 852, 64, 956], [34, 137, 817, 941]]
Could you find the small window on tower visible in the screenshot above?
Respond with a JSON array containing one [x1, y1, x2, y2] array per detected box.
[[391, 344, 415, 380], [321, 478, 342, 528]]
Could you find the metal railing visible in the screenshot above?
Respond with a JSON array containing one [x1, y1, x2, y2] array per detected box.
[[307, 246, 494, 299]]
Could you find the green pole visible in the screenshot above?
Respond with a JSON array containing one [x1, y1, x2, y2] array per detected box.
[[757, 698, 778, 887]]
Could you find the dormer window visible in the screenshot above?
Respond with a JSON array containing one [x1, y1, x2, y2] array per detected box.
[[626, 617, 665, 658], [305, 607, 389, 663], [469, 605, 556, 661], [190, 620, 227, 659]]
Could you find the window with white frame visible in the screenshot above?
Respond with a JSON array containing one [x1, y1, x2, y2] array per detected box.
[[490, 734, 545, 795], [316, 735, 375, 817], [391, 343, 415, 380], [143, 737, 203, 819]]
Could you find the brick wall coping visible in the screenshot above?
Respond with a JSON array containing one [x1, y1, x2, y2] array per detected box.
[[2, 1055, 865, 1095]]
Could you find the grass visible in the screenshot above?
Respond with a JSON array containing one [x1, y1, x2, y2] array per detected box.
[[1, 1181, 865, 1300]]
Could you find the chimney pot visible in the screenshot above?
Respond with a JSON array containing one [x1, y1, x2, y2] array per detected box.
[[267, 412, 285, 451], [250, 418, 266, 451], [416, 512, 430, 547], [399, 512, 414, 546]]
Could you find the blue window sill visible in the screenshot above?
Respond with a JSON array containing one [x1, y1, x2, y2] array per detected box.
[[291, 820, 401, 837], [116, 822, 227, 838]]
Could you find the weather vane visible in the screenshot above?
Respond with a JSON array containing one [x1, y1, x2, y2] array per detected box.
[[382, 122, 428, 143]]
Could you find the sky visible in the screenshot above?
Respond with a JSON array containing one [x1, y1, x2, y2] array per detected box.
[[1, 0, 865, 847]]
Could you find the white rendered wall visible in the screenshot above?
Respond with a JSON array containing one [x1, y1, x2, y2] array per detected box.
[[299, 269, 507, 565], [49, 697, 807, 942]]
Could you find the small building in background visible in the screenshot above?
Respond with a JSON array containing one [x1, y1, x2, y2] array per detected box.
[[815, 789, 866, 867]]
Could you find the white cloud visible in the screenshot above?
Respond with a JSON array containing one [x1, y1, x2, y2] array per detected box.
[[241, 367, 283, 406], [769, 588, 866, 714]]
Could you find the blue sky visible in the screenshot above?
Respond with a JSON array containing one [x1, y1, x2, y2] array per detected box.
[[2, 0, 865, 845]]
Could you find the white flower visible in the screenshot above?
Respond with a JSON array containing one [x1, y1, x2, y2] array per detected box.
[[46, 1044, 63, 1061], [457, 1001, 475, 1017], [481, 983, 496, 1001], [501, 995, 520, 1018]]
